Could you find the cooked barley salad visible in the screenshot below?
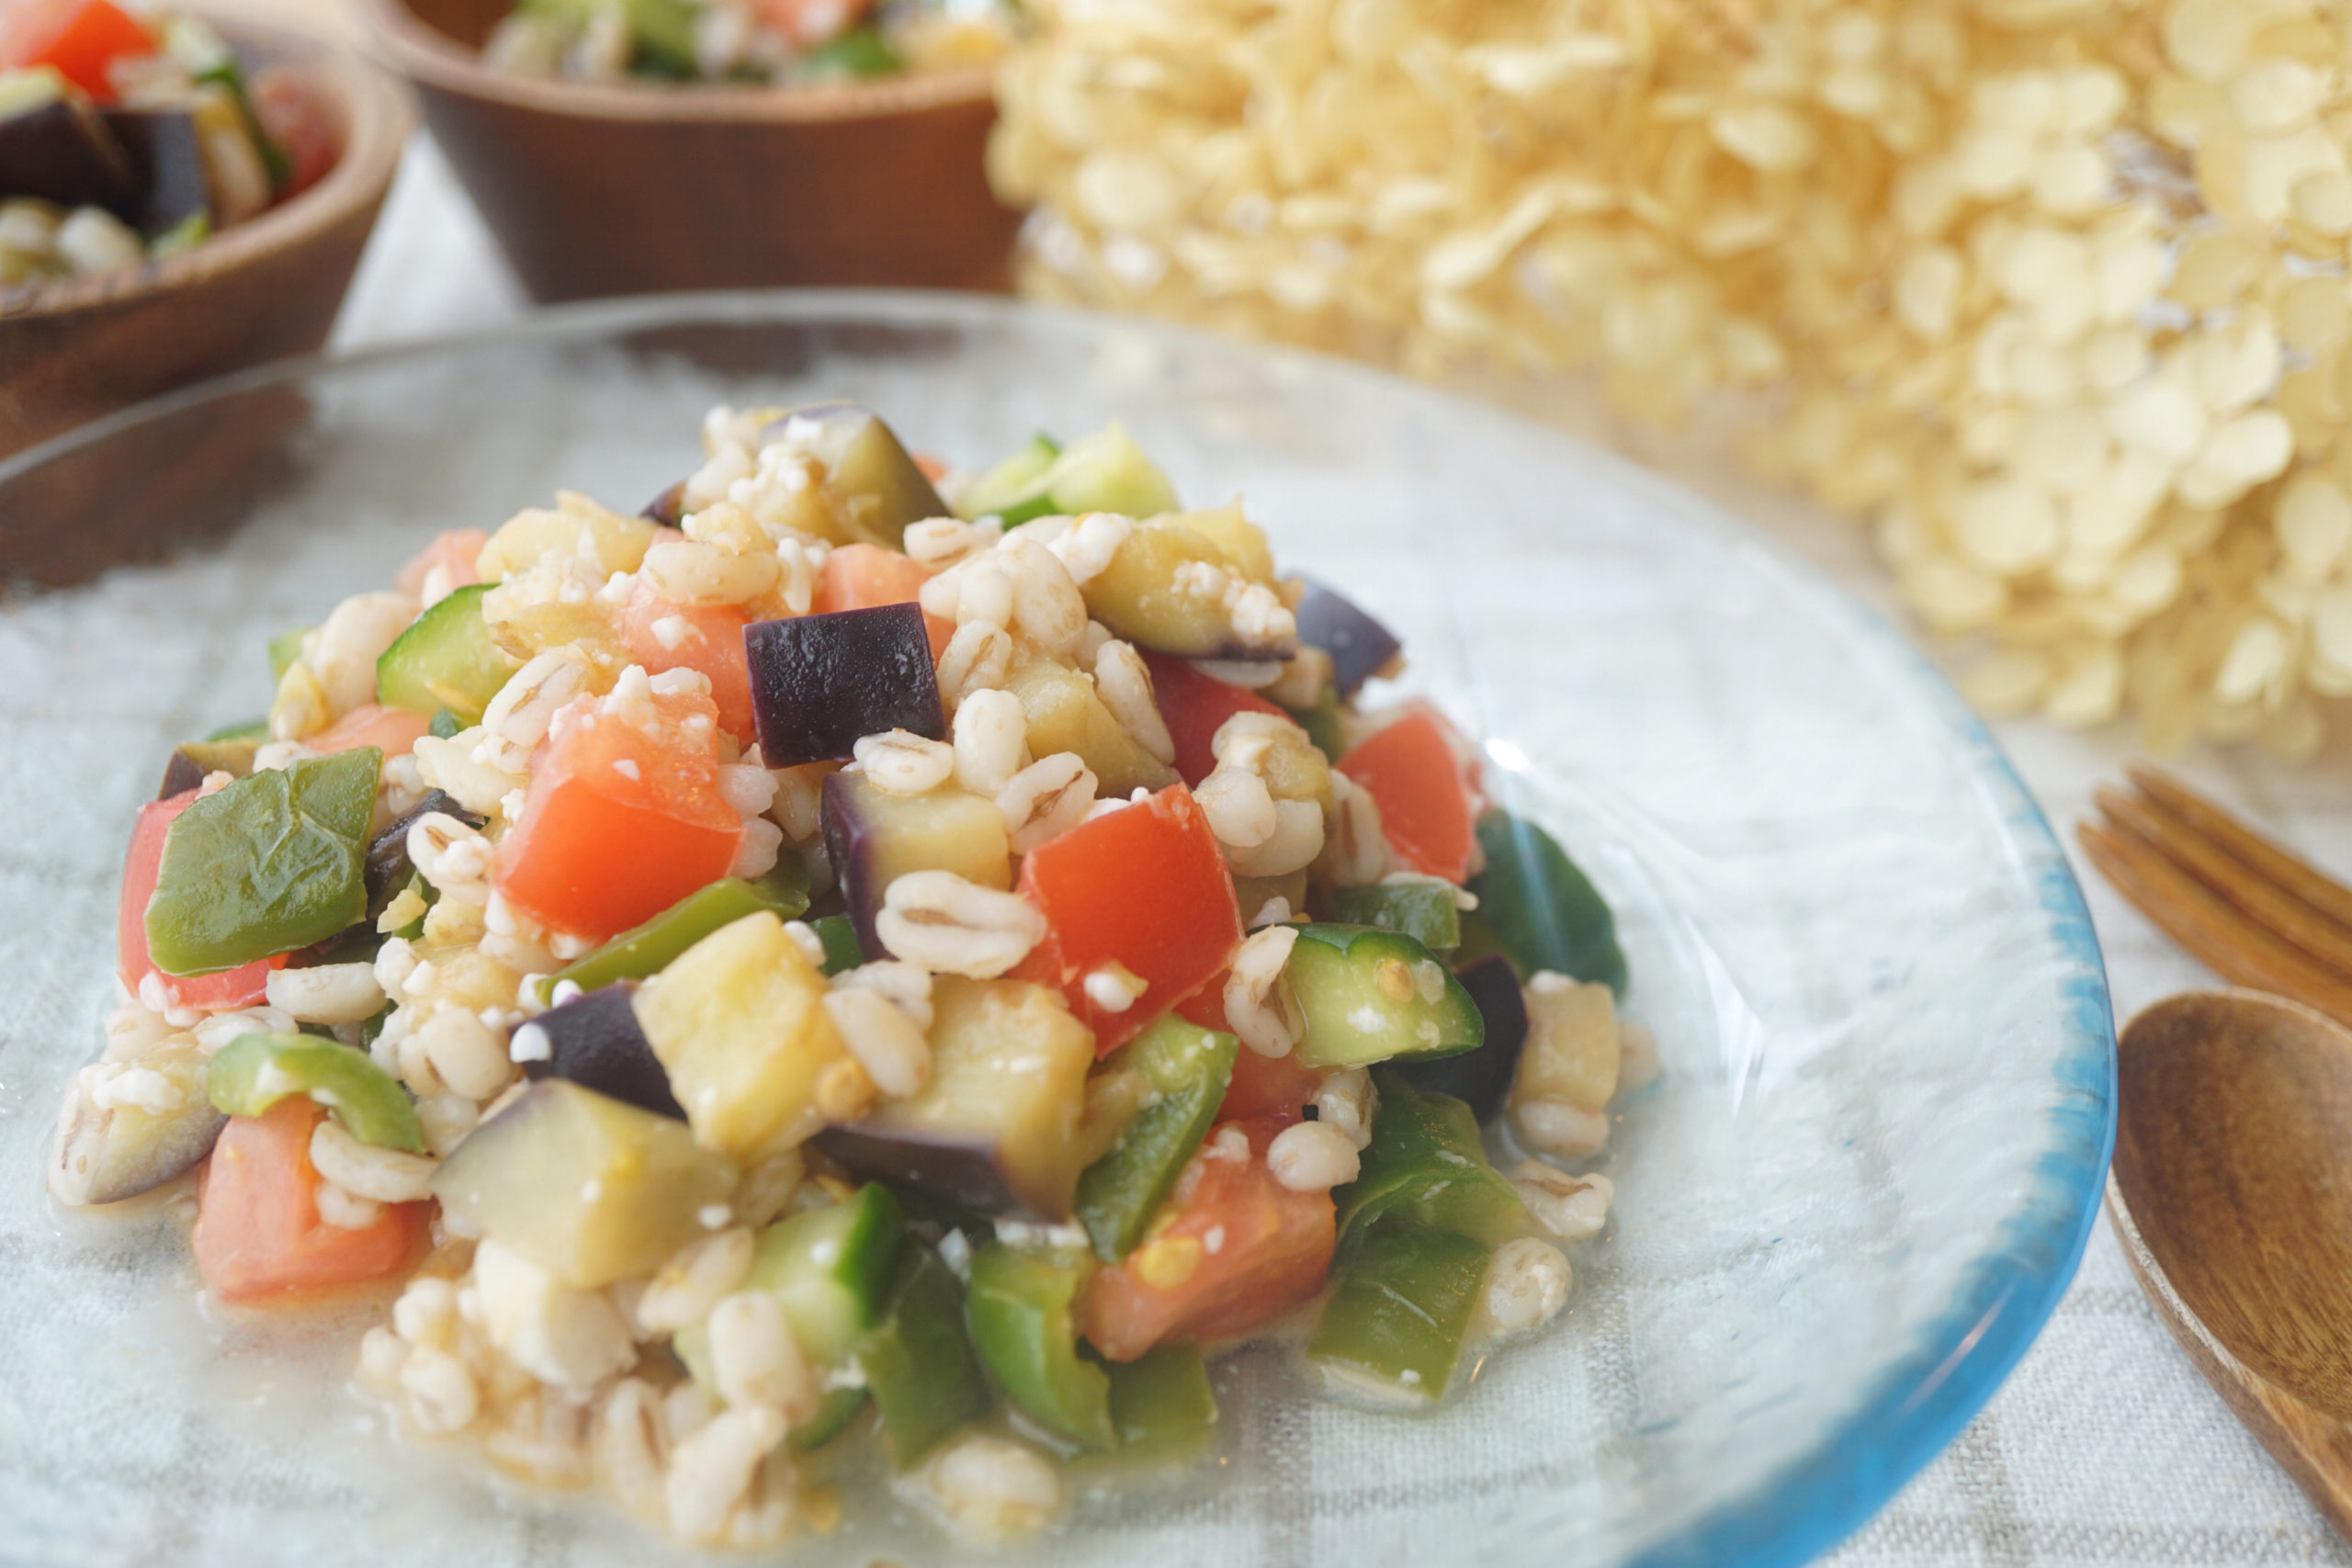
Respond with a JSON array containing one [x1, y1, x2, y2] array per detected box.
[[50, 404, 1648, 1548]]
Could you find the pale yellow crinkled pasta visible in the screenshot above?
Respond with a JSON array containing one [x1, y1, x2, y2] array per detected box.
[[992, 0, 2352, 757]]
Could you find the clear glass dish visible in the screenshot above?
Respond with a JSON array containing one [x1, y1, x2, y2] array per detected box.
[[0, 294, 2114, 1568]]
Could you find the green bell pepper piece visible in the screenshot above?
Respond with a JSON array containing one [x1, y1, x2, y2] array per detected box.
[[531, 876, 809, 1005], [1287, 923, 1483, 1071], [750, 852, 810, 921], [1308, 1221, 1490, 1404], [266, 626, 311, 682], [1074, 1014, 1238, 1260], [802, 23, 901, 78], [1327, 880, 1461, 953], [1285, 684, 1347, 762], [146, 748, 380, 976], [206, 1032, 424, 1153], [965, 1242, 1114, 1452], [427, 707, 463, 740], [1335, 1072, 1527, 1247], [859, 1236, 994, 1468], [1106, 1343, 1217, 1458], [809, 912, 864, 976], [1469, 810, 1627, 996], [206, 718, 269, 743], [790, 1388, 868, 1452]]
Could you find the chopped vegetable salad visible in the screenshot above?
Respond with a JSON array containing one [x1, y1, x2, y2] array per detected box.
[[49, 404, 1647, 1547]]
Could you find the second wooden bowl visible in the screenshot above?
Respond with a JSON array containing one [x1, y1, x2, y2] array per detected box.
[[356, 0, 1023, 301]]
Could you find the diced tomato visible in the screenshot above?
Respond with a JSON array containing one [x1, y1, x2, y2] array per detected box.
[[193, 1099, 429, 1303], [1012, 784, 1242, 1056], [750, 0, 873, 47], [1141, 651, 1285, 787], [119, 791, 281, 1007], [393, 528, 487, 599], [616, 581, 755, 741], [813, 543, 951, 660], [493, 685, 744, 941], [307, 702, 430, 759], [1175, 974, 1317, 1123], [1081, 1115, 1337, 1361], [1336, 706, 1479, 883], [249, 66, 342, 197], [0, 0, 155, 100], [913, 453, 948, 483]]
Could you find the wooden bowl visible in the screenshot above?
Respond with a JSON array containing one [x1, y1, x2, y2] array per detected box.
[[0, 15, 411, 461], [356, 0, 1024, 302]]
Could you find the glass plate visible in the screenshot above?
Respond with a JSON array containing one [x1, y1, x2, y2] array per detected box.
[[0, 294, 2114, 1568]]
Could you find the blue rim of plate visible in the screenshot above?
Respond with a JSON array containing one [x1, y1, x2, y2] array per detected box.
[[0, 289, 2120, 1568]]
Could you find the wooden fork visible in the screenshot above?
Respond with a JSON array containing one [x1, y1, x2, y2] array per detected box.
[[2079, 767, 2352, 1032]]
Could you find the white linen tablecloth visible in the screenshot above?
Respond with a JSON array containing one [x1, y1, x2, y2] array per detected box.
[[330, 138, 2352, 1568]]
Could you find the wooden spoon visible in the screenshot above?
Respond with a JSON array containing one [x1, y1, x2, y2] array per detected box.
[[2109, 988, 2352, 1537]]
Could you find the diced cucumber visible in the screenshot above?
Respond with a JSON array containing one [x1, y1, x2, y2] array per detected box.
[[677, 1182, 903, 1398], [965, 1243, 1114, 1452], [375, 583, 514, 726], [860, 1236, 994, 1467], [1308, 1222, 1490, 1406], [1106, 1343, 1217, 1459], [1335, 1072, 1527, 1247], [1469, 810, 1627, 996], [267, 626, 311, 682], [1074, 1015, 1238, 1260], [205, 1033, 424, 1153], [430, 1080, 738, 1287], [1287, 923, 1483, 1071], [1328, 880, 1461, 954], [958, 423, 1176, 525], [531, 877, 810, 1006]]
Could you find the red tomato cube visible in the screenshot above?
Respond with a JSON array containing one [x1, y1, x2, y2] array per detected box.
[[1141, 650, 1286, 787], [194, 1100, 429, 1303], [616, 581, 757, 742], [1013, 784, 1243, 1056], [1336, 706, 1479, 883], [493, 684, 744, 942]]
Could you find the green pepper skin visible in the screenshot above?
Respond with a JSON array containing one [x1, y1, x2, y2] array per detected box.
[[427, 708, 463, 740], [1106, 1343, 1217, 1458], [790, 1388, 868, 1452], [1469, 810, 1627, 996], [860, 1237, 994, 1468], [965, 1243, 1115, 1452], [1287, 923, 1483, 1071], [532, 877, 809, 1005], [1285, 685, 1347, 763], [809, 913, 864, 976], [1075, 1014, 1238, 1260], [147, 749, 381, 976], [802, 23, 902, 77], [1327, 881, 1461, 954], [205, 718, 269, 744], [1308, 1221, 1491, 1404], [1334, 1072, 1527, 1247], [205, 1032, 424, 1153]]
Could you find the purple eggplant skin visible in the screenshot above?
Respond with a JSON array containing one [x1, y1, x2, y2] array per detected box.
[[745, 602, 945, 768], [366, 789, 487, 916], [158, 750, 205, 801], [810, 1123, 1032, 1219], [641, 480, 687, 526], [1393, 954, 1528, 1122], [98, 108, 206, 231], [517, 982, 685, 1122], [1295, 580, 1404, 699], [0, 96, 136, 216]]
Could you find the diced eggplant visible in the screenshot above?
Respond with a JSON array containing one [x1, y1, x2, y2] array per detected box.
[[365, 788, 485, 919], [98, 107, 208, 231], [746, 603, 945, 768], [0, 93, 135, 217], [517, 981, 684, 1121], [761, 402, 949, 547], [156, 736, 257, 800], [820, 770, 1011, 959], [1081, 517, 1298, 662], [430, 1078, 739, 1288], [1294, 580, 1403, 698], [48, 1045, 224, 1206], [813, 976, 1095, 1220], [1002, 648, 1179, 797], [641, 479, 686, 525], [631, 909, 865, 1159], [1391, 953, 1529, 1123]]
